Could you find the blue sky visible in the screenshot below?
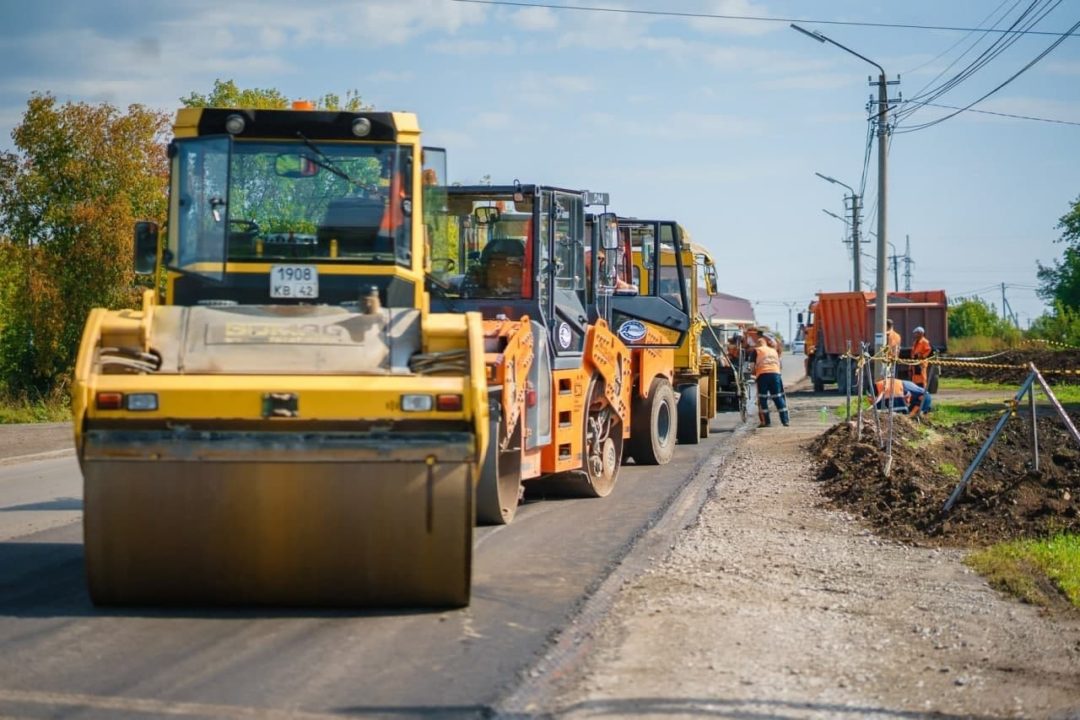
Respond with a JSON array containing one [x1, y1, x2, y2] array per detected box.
[[2, 0, 1078, 338]]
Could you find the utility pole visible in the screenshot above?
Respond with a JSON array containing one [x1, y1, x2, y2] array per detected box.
[[850, 193, 862, 291], [903, 234, 913, 291], [792, 23, 896, 376]]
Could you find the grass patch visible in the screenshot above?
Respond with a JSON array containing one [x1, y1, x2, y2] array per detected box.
[[937, 377, 1015, 393], [937, 376, 1080, 404], [930, 403, 1001, 427], [967, 533, 1080, 609], [938, 461, 960, 479], [0, 393, 71, 424]]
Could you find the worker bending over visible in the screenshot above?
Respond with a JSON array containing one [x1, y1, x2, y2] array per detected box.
[[872, 377, 909, 412], [751, 336, 789, 427]]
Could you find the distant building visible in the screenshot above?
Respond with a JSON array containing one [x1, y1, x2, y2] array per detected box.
[[699, 290, 755, 327]]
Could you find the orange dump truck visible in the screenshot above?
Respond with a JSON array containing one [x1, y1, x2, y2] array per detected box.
[[800, 290, 948, 393]]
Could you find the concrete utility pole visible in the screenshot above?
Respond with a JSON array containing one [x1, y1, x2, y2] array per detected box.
[[816, 172, 860, 291], [793, 23, 897, 376]]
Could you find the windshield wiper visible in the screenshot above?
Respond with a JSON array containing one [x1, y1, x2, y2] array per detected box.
[[296, 132, 363, 188]]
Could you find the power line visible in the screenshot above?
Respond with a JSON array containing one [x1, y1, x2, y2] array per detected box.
[[905, 101, 1080, 127], [449, 0, 1080, 36], [895, 0, 1063, 127], [900, 0, 1018, 75], [895, 15, 1080, 133]]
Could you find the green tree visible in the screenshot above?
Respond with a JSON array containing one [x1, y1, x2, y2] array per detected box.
[[0, 94, 169, 394], [181, 79, 370, 111], [948, 297, 1019, 341], [1036, 194, 1080, 310]]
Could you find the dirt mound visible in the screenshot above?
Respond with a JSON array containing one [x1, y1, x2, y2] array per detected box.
[[811, 412, 1080, 546], [943, 348, 1080, 385]]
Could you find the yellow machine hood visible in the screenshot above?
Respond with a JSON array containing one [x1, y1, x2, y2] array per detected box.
[[146, 305, 421, 375]]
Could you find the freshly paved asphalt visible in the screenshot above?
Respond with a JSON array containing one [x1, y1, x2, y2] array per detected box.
[[0, 413, 741, 719]]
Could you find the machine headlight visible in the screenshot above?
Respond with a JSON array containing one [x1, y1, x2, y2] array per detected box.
[[224, 114, 246, 135], [125, 393, 159, 411], [401, 394, 433, 412], [351, 118, 372, 137]]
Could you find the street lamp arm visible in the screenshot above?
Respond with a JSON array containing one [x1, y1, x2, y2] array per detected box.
[[790, 23, 884, 76], [814, 171, 855, 195]]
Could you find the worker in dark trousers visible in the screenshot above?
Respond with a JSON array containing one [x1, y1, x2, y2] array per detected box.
[[751, 336, 789, 427]]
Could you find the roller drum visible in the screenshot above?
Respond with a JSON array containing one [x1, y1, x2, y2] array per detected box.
[[81, 430, 476, 607]]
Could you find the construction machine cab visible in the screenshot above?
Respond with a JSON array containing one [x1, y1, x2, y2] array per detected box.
[[430, 184, 599, 360]]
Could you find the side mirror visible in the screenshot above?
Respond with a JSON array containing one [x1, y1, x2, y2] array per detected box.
[[797, 312, 804, 325], [133, 221, 159, 274], [704, 264, 718, 297], [474, 206, 500, 225], [601, 213, 619, 250]]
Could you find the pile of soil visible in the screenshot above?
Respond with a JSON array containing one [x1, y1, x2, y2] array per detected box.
[[942, 348, 1080, 385], [810, 412, 1080, 546]]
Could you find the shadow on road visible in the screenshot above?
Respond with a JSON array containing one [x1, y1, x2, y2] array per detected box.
[[0, 497, 82, 512], [0, 541, 443, 620]]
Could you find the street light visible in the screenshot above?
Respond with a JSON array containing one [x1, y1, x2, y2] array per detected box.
[[815, 172, 862, 290], [794, 23, 892, 376]]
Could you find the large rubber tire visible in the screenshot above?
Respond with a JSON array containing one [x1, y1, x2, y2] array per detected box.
[[836, 365, 851, 395], [626, 378, 677, 465], [927, 364, 940, 394], [676, 383, 701, 445], [475, 397, 523, 525]]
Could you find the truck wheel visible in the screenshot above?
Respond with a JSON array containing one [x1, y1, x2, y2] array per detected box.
[[836, 369, 850, 395], [476, 397, 523, 525], [927, 364, 940, 394], [627, 378, 677, 465], [676, 383, 701, 445]]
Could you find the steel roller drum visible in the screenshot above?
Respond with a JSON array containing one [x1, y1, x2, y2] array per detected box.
[[81, 430, 475, 607]]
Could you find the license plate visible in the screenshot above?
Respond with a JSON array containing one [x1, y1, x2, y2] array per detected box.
[[270, 265, 318, 299]]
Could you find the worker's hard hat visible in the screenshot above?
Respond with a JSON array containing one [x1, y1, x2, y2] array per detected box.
[[913, 326, 925, 334]]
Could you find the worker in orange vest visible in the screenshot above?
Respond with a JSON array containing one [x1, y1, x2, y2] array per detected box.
[[872, 377, 909, 412], [911, 326, 932, 388], [751, 336, 788, 427], [885, 319, 901, 360]]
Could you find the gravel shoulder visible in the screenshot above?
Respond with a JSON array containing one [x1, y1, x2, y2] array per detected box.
[[551, 389, 1080, 719], [0, 423, 73, 462]]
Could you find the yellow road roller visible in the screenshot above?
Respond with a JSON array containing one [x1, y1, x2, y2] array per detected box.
[[72, 107, 487, 607]]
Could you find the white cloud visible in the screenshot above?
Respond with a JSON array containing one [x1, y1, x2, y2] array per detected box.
[[686, 0, 777, 37], [1043, 60, 1080, 77], [513, 6, 558, 31]]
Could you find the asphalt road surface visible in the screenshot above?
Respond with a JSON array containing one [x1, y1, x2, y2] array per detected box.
[[0, 412, 741, 720]]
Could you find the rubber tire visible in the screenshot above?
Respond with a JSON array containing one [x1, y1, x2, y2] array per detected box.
[[475, 400, 523, 525], [836, 366, 851, 395], [927, 364, 940, 394], [627, 378, 677, 465], [676, 383, 701, 445]]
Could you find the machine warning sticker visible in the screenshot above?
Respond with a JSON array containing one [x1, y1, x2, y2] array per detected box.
[[617, 320, 647, 343], [557, 322, 573, 350]]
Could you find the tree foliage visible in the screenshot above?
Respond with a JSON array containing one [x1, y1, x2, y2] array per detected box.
[[0, 94, 169, 394], [181, 79, 370, 112], [948, 297, 1019, 341], [1036, 194, 1080, 310]]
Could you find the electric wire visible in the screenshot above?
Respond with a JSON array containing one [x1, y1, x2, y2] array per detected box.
[[448, 0, 1080, 36], [904, 101, 1080, 127], [895, 0, 1060, 126], [900, 0, 1031, 110], [900, 0, 1018, 76], [895, 15, 1080, 134], [895, 0, 1070, 129]]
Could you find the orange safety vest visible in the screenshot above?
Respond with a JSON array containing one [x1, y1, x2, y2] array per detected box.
[[753, 345, 781, 377], [912, 336, 932, 359], [875, 378, 907, 399]]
